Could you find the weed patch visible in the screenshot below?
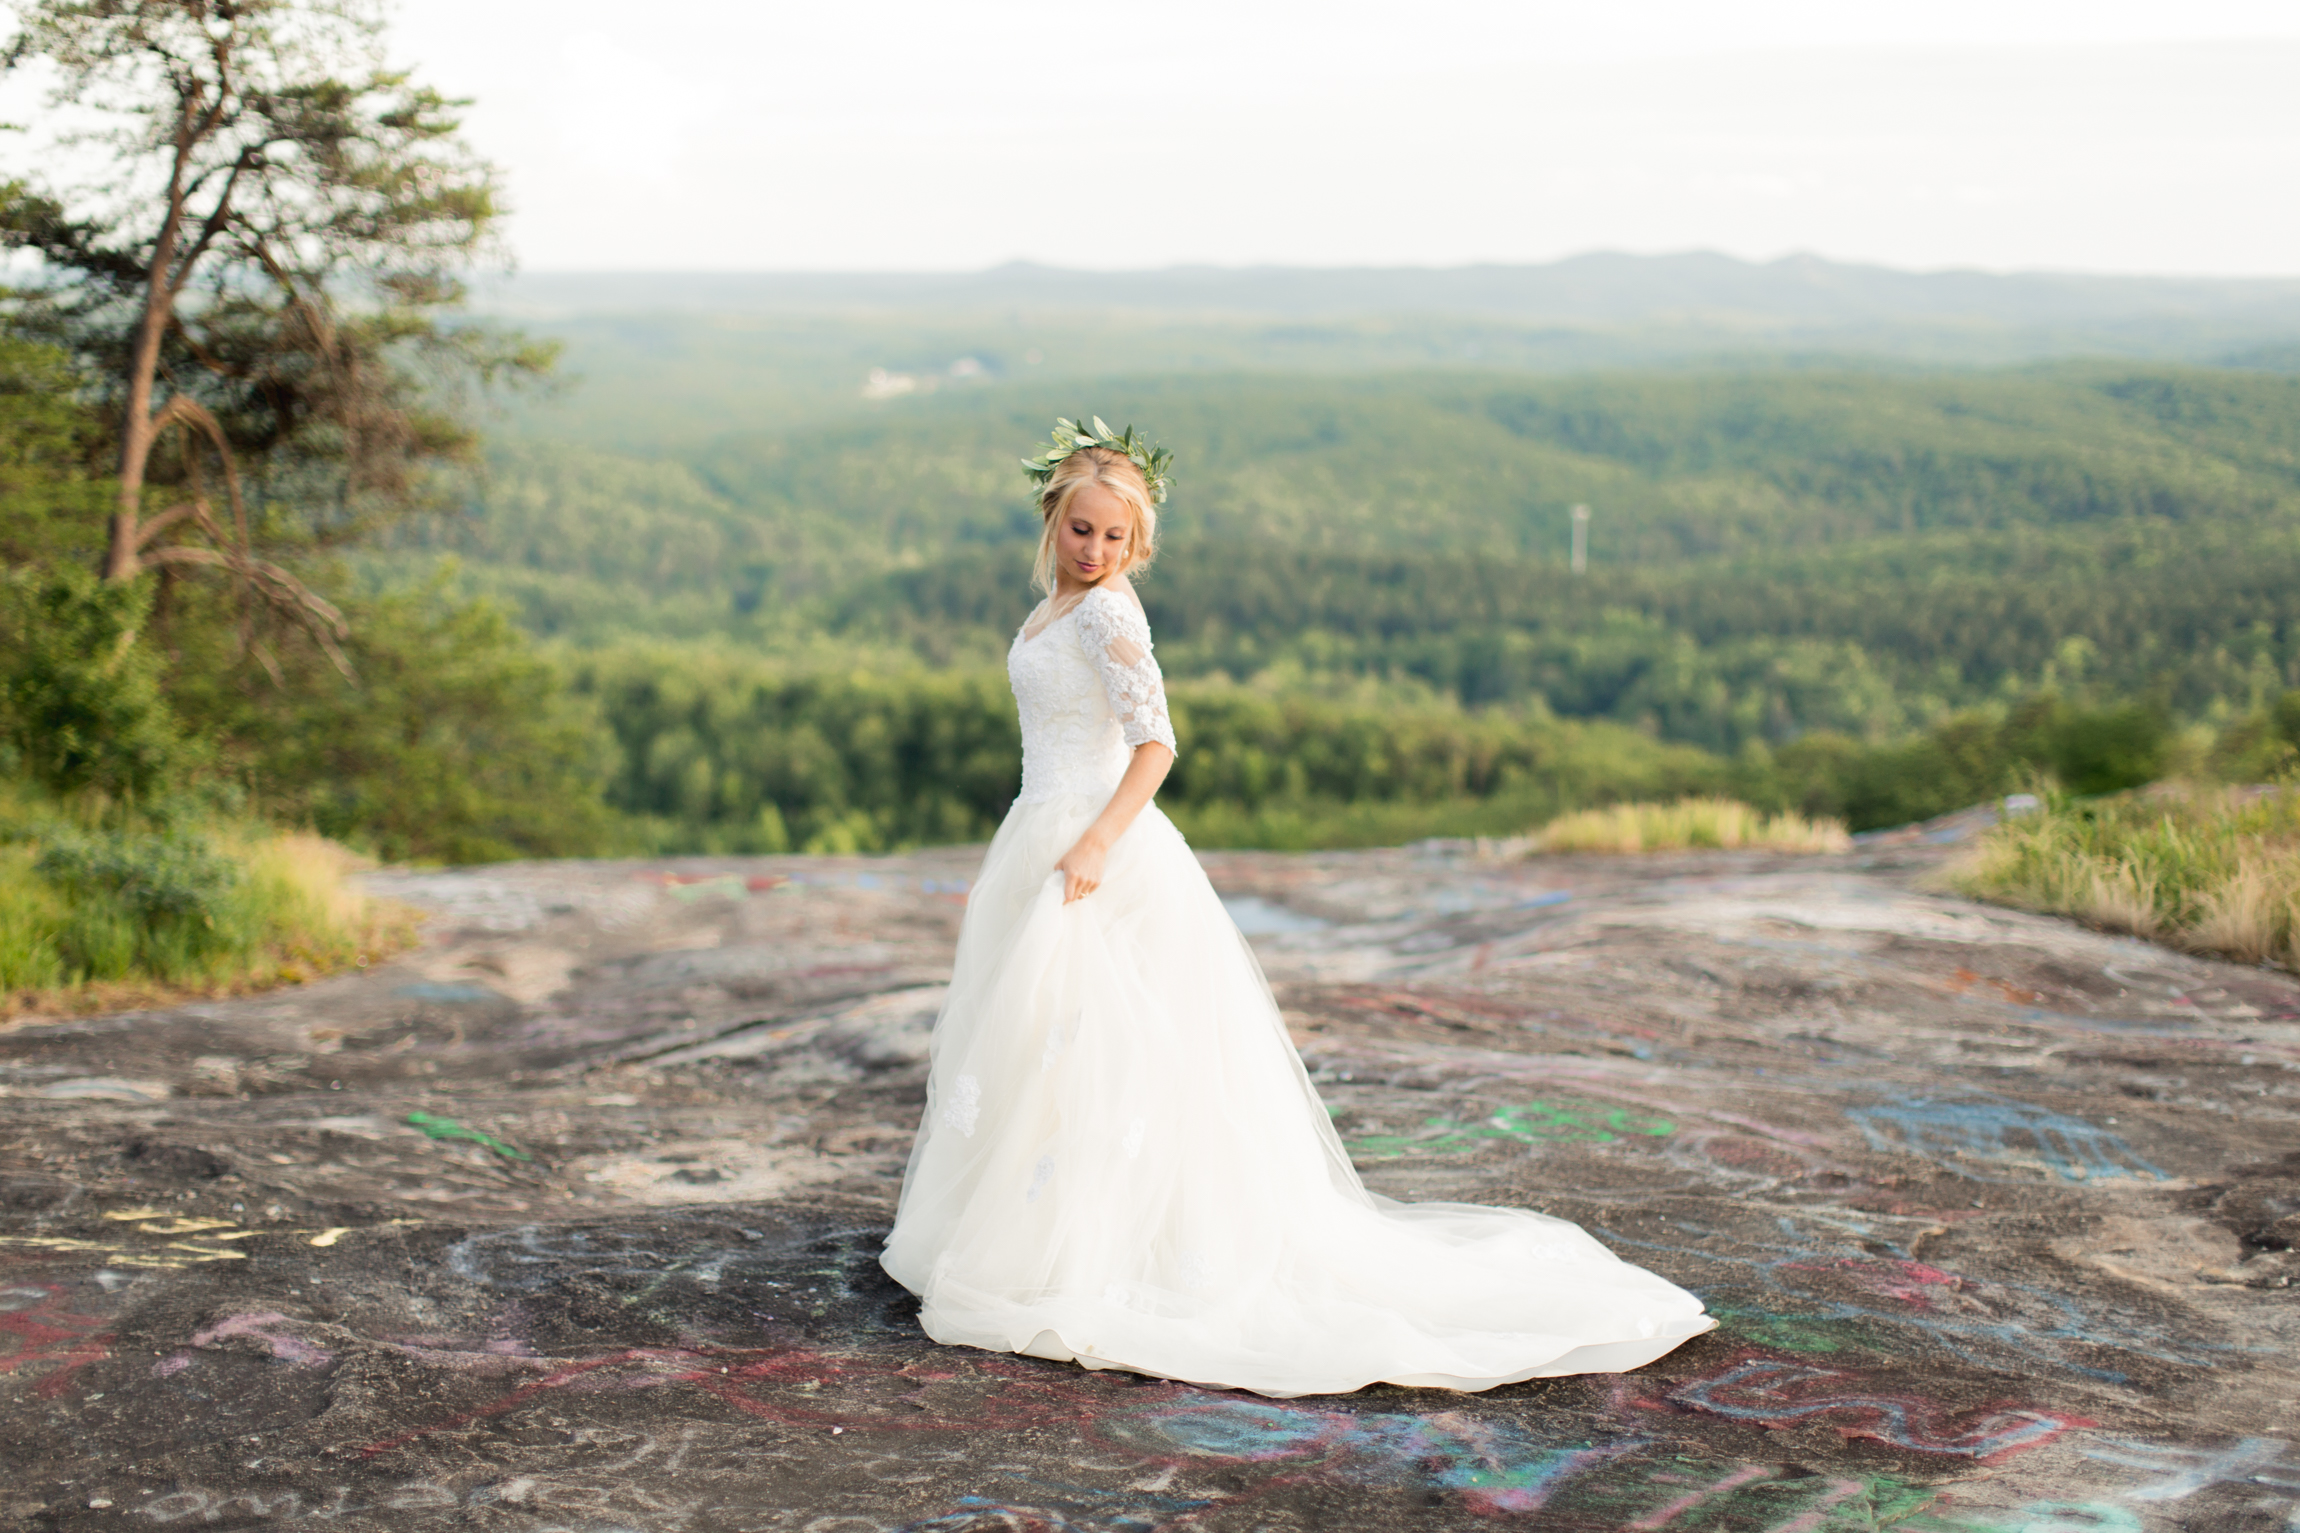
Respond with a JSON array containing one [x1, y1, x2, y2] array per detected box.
[[1514, 796, 1852, 856], [1, 814, 418, 1017], [1950, 785, 2300, 970]]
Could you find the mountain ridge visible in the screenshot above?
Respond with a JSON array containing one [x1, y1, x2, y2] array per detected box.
[[479, 250, 2300, 331]]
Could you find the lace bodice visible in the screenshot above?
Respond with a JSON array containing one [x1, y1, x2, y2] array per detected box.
[[1008, 585, 1177, 804]]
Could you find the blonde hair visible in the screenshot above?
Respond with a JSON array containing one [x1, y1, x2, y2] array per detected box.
[[1031, 447, 1159, 593]]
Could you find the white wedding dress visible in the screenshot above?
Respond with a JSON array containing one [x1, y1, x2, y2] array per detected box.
[[879, 584, 1713, 1397]]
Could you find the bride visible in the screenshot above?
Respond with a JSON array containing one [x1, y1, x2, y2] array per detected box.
[[879, 419, 1713, 1397]]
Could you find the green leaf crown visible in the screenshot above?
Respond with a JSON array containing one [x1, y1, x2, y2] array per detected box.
[[1018, 416, 1173, 505]]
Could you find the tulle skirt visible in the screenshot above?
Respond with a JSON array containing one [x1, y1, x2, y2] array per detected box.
[[879, 792, 1714, 1397]]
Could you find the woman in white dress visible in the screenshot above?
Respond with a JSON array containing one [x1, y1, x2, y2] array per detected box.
[[880, 419, 1714, 1398]]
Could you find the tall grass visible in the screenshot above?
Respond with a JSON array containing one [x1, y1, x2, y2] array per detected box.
[[1950, 785, 2300, 970], [0, 818, 419, 1017], [1512, 796, 1853, 856]]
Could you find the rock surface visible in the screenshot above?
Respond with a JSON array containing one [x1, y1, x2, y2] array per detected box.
[[2, 840, 2296, 1531]]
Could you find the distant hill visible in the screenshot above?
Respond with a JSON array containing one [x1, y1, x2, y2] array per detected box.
[[405, 258, 2300, 756], [471, 253, 2300, 454], [484, 252, 2300, 327], [480, 252, 2300, 370], [375, 363, 2300, 749]]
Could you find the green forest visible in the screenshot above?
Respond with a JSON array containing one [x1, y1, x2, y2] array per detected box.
[[5, 0, 2300, 983], [387, 363, 2300, 738], [13, 315, 2300, 870], [350, 359, 2300, 854]]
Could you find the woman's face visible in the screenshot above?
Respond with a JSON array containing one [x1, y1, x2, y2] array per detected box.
[[1053, 480, 1133, 592]]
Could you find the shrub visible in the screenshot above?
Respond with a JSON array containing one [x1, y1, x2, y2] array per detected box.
[[2211, 689, 2300, 783], [32, 827, 245, 979], [1950, 784, 2300, 970], [1743, 695, 2174, 832], [165, 575, 622, 864], [0, 566, 185, 799], [0, 804, 417, 1010]]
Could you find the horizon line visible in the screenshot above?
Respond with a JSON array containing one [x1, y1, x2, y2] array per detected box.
[[488, 251, 2300, 287]]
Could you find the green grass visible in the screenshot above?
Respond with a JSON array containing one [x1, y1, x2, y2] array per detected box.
[[0, 799, 419, 1015], [1950, 785, 2300, 970]]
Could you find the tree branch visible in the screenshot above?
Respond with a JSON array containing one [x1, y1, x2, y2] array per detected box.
[[170, 145, 263, 296], [149, 393, 251, 560], [133, 500, 207, 548], [164, 311, 249, 379], [143, 543, 355, 678], [247, 235, 338, 357]]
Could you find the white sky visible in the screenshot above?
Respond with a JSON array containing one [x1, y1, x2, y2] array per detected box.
[[23, 1, 2300, 277]]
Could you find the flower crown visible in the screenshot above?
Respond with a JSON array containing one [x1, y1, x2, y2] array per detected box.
[[1018, 416, 1173, 506]]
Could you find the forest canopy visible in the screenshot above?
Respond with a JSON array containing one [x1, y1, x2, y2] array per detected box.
[[380, 364, 2300, 754], [5, 25, 2299, 872], [11, 284, 2300, 863]]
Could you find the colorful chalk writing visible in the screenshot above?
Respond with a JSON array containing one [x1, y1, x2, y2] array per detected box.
[[1496, 1457, 1950, 1531], [1624, 1462, 1777, 1528], [1706, 1305, 1869, 1356], [1928, 1504, 2146, 1533], [139, 1433, 714, 1528], [0, 1283, 112, 1399], [354, 1322, 1641, 1521], [1781, 1257, 1966, 1310], [184, 1310, 335, 1369], [1101, 1400, 1642, 1514], [2082, 1435, 2300, 1505], [1845, 1097, 2163, 1182], [406, 1110, 532, 1162], [1344, 1098, 1675, 1159], [901, 1485, 1208, 1533], [1598, 1219, 2249, 1382], [391, 981, 503, 1004], [1669, 1357, 2088, 1462]]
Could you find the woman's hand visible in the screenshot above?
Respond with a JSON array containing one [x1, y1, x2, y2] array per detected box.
[[1056, 742, 1173, 906], [1056, 834, 1109, 904]]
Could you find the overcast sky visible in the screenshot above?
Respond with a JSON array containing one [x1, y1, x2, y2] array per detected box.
[[37, 1, 2300, 277]]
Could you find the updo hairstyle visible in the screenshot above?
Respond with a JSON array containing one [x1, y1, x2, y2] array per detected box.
[[1032, 447, 1159, 594]]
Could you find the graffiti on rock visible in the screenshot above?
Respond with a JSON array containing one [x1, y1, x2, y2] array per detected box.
[[181, 1310, 335, 1369], [406, 1110, 532, 1161], [1779, 1257, 1967, 1311], [1960, 1505, 2145, 1533], [1664, 1127, 1847, 1191], [11, 841, 2298, 1533], [898, 1485, 1211, 1533], [139, 1447, 714, 1528], [1623, 1462, 1777, 1528], [2082, 1435, 2300, 1507], [438, 1221, 917, 1335], [1101, 1399, 1641, 1513], [1669, 1358, 2087, 1461], [1846, 1098, 2164, 1183], [1536, 1459, 1946, 1531], [1345, 1098, 1675, 1159], [355, 1329, 1648, 1520], [360, 1341, 1186, 1461], [1599, 1217, 2243, 1382], [0, 1282, 112, 1398]]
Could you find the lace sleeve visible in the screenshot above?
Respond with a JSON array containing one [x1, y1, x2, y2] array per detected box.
[[1075, 588, 1178, 755]]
